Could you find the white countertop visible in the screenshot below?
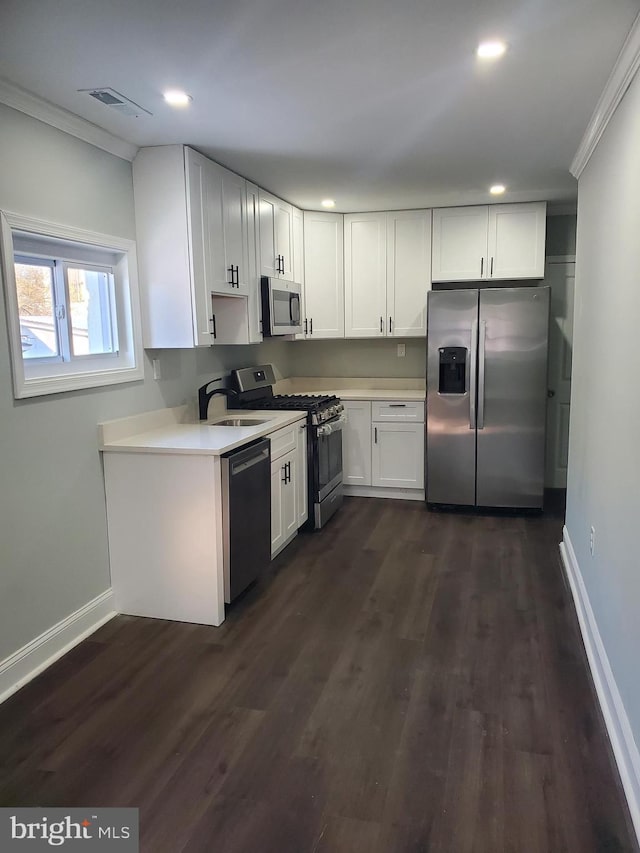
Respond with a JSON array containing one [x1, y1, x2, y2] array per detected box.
[[274, 377, 426, 402], [99, 407, 306, 457]]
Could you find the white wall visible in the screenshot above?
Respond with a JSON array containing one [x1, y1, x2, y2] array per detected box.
[[0, 103, 290, 664], [288, 337, 426, 378], [566, 70, 640, 748]]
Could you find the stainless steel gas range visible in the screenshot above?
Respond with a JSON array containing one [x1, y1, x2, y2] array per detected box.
[[229, 365, 345, 529]]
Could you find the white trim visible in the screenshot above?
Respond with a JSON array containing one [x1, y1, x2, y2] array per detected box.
[[0, 77, 138, 162], [344, 485, 425, 501], [559, 528, 640, 845], [0, 590, 116, 705], [571, 12, 640, 178]]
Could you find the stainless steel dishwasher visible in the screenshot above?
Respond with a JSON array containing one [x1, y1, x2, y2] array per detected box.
[[221, 438, 271, 603]]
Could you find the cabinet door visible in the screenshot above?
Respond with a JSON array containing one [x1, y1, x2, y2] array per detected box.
[[259, 191, 278, 278], [245, 182, 262, 343], [270, 459, 285, 556], [275, 199, 293, 279], [295, 422, 308, 526], [185, 148, 217, 346], [344, 213, 387, 337], [220, 168, 249, 295], [343, 401, 372, 486], [303, 211, 345, 338], [432, 206, 488, 282], [282, 450, 298, 541], [488, 202, 547, 280], [387, 210, 431, 337], [372, 422, 425, 489], [292, 206, 304, 285]]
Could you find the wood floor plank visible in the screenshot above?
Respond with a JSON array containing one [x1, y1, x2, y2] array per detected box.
[[0, 495, 637, 853]]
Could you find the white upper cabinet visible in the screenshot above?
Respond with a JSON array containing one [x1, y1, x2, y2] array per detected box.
[[432, 202, 546, 282], [344, 210, 431, 338], [344, 213, 387, 337], [133, 145, 253, 348], [432, 206, 489, 282], [302, 211, 344, 339], [386, 210, 431, 337], [214, 166, 249, 296], [259, 190, 294, 279], [488, 202, 546, 279], [292, 206, 304, 287], [245, 181, 262, 343]]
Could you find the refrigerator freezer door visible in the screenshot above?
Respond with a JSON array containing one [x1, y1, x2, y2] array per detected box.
[[426, 289, 478, 505], [476, 287, 550, 508]]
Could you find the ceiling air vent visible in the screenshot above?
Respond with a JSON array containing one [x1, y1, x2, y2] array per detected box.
[[79, 88, 152, 117]]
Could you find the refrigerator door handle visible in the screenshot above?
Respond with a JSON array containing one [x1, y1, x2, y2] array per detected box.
[[469, 321, 478, 429], [477, 320, 487, 430]]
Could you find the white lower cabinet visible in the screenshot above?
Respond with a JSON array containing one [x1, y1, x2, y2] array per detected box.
[[372, 422, 425, 489], [270, 419, 307, 557], [343, 401, 372, 486], [342, 399, 425, 498]]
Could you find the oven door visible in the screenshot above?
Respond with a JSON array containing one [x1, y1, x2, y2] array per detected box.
[[315, 414, 345, 501]]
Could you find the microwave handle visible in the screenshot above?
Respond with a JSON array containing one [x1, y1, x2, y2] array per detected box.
[[290, 293, 301, 325]]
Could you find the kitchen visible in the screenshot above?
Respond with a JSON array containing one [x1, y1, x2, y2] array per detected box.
[[0, 0, 639, 850]]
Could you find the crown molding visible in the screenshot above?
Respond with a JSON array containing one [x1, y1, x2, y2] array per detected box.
[[0, 77, 138, 162], [571, 12, 640, 179]]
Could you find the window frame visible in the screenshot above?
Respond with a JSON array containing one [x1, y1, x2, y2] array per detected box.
[[1, 212, 144, 398]]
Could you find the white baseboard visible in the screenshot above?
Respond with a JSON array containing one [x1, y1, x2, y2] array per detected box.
[[344, 485, 425, 501], [0, 589, 116, 705], [560, 528, 640, 845]]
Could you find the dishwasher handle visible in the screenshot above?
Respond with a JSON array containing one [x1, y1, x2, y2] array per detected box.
[[225, 439, 270, 476]]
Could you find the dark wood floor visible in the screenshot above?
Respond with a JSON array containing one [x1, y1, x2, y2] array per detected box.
[[0, 497, 637, 852]]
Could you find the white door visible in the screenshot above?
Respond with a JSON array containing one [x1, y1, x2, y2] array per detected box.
[[303, 211, 344, 338], [545, 258, 575, 488], [245, 182, 262, 343], [343, 401, 372, 486], [184, 148, 216, 346], [372, 422, 425, 489], [270, 459, 285, 556], [295, 422, 308, 526], [259, 191, 277, 278], [344, 213, 387, 337], [387, 210, 431, 337], [432, 206, 488, 282], [275, 199, 293, 279], [282, 450, 298, 541], [488, 202, 546, 280], [292, 205, 304, 286], [220, 168, 249, 294]]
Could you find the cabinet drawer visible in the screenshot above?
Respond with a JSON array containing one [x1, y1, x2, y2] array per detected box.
[[269, 421, 300, 461], [371, 400, 425, 423]]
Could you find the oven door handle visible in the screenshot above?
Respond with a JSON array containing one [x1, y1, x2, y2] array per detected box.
[[316, 412, 348, 436]]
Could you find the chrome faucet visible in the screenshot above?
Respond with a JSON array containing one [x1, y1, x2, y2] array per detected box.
[[198, 379, 238, 421]]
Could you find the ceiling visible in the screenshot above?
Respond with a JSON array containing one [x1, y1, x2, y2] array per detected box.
[[0, 0, 638, 211]]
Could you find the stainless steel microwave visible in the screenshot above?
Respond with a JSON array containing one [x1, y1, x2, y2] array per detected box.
[[261, 276, 302, 336]]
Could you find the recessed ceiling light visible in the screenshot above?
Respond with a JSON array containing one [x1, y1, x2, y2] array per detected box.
[[321, 199, 336, 208], [163, 90, 192, 107], [477, 41, 507, 59], [490, 184, 506, 195]]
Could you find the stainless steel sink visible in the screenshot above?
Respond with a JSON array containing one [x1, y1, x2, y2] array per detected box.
[[212, 418, 269, 427]]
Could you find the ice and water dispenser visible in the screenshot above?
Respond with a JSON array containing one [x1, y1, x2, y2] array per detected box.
[[438, 347, 467, 394]]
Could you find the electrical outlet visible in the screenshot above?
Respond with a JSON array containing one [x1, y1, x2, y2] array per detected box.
[[397, 343, 406, 358], [589, 525, 595, 557], [152, 358, 162, 380]]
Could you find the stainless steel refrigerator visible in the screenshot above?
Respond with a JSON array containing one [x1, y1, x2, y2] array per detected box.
[[426, 286, 550, 509]]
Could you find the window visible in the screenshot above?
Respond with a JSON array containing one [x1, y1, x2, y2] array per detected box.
[[1, 212, 144, 397]]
